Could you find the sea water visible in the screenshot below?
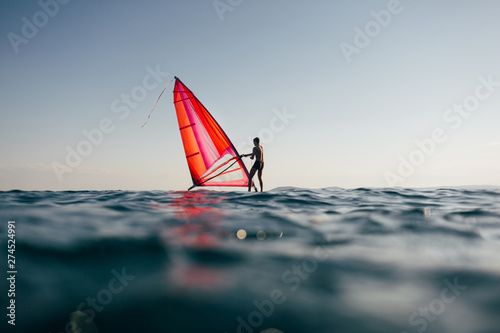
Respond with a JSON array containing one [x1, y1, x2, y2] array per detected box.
[[0, 187, 499, 333]]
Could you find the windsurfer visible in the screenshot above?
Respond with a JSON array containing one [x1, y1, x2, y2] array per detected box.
[[242, 137, 264, 192]]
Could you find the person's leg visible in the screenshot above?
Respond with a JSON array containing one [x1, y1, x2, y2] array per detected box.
[[248, 168, 256, 192], [257, 168, 263, 192]]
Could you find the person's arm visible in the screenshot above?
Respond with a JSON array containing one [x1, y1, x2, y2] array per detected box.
[[241, 147, 257, 159], [250, 147, 258, 159]]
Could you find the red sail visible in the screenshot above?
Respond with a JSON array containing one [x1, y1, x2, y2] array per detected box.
[[173, 77, 250, 189]]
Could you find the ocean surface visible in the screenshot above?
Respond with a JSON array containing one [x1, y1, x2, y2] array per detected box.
[[1, 187, 500, 333]]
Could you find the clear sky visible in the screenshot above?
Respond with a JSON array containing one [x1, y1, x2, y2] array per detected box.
[[1, 0, 499, 190]]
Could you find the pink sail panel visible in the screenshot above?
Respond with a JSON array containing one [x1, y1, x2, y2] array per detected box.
[[173, 77, 250, 188]]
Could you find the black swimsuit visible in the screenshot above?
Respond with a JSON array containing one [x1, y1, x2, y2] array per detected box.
[[253, 160, 264, 171]]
